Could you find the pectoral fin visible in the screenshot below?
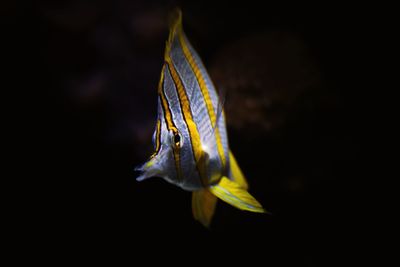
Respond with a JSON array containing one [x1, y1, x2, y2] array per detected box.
[[192, 189, 217, 227], [209, 176, 265, 213]]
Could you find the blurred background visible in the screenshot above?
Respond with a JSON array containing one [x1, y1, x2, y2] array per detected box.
[[6, 0, 369, 265]]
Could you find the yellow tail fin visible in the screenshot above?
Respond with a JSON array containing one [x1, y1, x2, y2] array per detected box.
[[229, 151, 249, 190], [209, 176, 265, 213], [192, 189, 217, 227]]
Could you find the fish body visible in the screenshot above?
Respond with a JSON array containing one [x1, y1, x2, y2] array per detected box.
[[136, 9, 265, 227]]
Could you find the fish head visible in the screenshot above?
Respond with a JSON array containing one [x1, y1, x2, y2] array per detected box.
[[136, 114, 204, 190], [136, 119, 176, 182]]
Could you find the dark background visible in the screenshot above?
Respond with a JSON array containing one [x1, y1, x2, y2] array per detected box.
[[6, 0, 370, 265]]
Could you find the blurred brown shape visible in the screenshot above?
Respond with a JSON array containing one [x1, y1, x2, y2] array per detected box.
[[39, 1, 102, 32], [210, 31, 321, 135]]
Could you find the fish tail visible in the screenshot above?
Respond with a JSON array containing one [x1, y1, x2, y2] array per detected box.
[[209, 176, 265, 213], [229, 150, 249, 190], [192, 189, 217, 228]]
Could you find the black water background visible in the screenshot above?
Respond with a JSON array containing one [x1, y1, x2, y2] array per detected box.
[[6, 1, 371, 265]]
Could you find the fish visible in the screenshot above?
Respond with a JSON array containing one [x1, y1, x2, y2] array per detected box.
[[136, 9, 265, 227]]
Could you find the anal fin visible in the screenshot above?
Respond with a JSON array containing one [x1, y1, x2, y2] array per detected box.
[[209, 176, 265, 213], [229, 150, 249, 190], [192, 189, 217, 227]]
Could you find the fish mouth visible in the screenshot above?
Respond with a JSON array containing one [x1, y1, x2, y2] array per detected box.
[[135, 147, 169, 181], [135, 160, 155, 181]]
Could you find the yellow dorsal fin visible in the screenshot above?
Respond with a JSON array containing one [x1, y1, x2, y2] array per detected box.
[[229, 151, 249, 190], [209, 177, 265, 213], [192, 189, 217, 228]]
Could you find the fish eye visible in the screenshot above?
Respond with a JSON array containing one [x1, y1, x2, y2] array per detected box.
[[171, 131, 182, 148], [174, 133, 180, 144]]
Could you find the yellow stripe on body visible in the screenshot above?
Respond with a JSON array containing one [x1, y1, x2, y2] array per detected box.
[[155, 119, 161, 152], [164, 59, 208, 186], [176, 27, 227, 170], [157, 66, 182, 180]]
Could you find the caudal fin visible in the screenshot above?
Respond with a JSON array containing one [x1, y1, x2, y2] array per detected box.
[[192, 189, 218, 227], [209, 176, 265, 213]]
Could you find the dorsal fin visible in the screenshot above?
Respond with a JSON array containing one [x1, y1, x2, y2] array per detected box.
[[165, 8, 183, 59]]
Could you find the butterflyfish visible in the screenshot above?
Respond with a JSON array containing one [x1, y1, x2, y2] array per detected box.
[[136, 9, 265, 227]]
